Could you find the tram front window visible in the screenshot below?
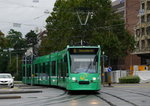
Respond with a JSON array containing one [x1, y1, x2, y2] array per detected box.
[[70, 55, 98, 73]]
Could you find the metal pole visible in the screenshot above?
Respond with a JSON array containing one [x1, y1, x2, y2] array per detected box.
[[102, 52, 105, 86], [31, 54, 33, 86], [16, 54, 18, 75], [9, 51, 11, 64], [25, 56, 27, 83]]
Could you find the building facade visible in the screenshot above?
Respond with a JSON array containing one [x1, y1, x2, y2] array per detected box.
[[112, 0, 141, 70], [134, 0, 150, 65]]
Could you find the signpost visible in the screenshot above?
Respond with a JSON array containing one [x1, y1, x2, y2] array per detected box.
[[107, 67, 112, 72], [107, 66, 112, 87]]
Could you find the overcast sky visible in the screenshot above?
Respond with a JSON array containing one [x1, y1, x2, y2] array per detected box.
[[0, 0, 116, 36], [0, 0, 56, 36]]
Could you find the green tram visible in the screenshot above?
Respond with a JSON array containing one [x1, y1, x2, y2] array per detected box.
[[22, 45, 101, 91]]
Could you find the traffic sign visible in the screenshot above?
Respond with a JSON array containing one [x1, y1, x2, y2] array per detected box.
[[107, 67, 112, 72]]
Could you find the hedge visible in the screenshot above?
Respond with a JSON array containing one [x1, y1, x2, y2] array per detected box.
[[119, 76, 140, 83]]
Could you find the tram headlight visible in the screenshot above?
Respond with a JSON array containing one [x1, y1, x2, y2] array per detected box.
[[92, 77, 96, 81], [72, 77, 76, 81]]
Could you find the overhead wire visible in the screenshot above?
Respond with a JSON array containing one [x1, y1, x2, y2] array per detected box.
[[0, 0, 51, 31], [0, 0, 36, 8], [0, 20, 43, 27], [0, 0, 142, 33], [44, 0, 141, 31]]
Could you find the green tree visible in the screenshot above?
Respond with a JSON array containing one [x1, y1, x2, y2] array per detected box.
[[25, 30, 38, 46], [7, 29, 27, 50], [0, 30, 4, 37], [0, 31, 9, 73], [7, 56, 22, 80], [6, 29, 27, 80], [25, 30, 38, 55], [0, 54, 9, 73], [39, 0, 135, 63], [0, 31, 8, 49]]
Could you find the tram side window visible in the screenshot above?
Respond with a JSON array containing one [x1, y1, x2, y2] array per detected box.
[[46, 62, 50, 75], [58, 60, 62, 78], [60, 59, 63, 77], [22, 66, 25, 77], [39, 64, 41, 73], [63, 58, 68, 77], [43, 63, 46, 73], [27, 65, 31, 77], [60, 59, 65, 80], [65, 62, 68, 76], [35, 64, 38, 76], [29, 65, 31, 77], [57, 60, 60, 77], [52, 61, 56, 76]]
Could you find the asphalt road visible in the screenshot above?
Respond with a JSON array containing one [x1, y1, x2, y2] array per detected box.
[[0, 83, 150, 106]]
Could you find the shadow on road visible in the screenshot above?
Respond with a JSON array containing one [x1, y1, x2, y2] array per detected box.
[[68, 91, 99, 95]]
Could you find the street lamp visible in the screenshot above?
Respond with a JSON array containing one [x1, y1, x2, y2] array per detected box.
[[3, 48, 14, 64], [24, 53, 27, 84], [102, 51, 105, 86]]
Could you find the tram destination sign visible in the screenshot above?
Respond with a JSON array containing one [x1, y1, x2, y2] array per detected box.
[[69, 48, 98, 54]]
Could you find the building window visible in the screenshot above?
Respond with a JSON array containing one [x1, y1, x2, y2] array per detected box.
[[142, 3, 145, 10], [136, 29, 140, 37], [136, 41, 139, 48], [147, 1, 150, 10], [141, 16, 145, 23], [147, 14, 150, 22], [142, 28, 145, 36], [146, 26, 150, 35], [142, 40, 145, 48], [148, 39, 150, 48]]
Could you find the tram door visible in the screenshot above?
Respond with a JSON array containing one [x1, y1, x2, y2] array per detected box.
[[51, 61, 57, 85]]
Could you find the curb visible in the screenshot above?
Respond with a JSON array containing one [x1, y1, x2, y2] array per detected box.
[[0, 90, 42, 94], [0, 96, 21, 99]]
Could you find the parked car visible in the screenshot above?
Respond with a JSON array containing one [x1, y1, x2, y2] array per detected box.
[[0, 73, 14, 88]]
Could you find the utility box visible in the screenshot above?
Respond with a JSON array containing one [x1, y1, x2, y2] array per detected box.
[[109, 70, 127, 83]]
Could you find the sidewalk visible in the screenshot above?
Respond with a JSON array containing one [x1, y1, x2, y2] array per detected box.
[[0, 88, 42, 94], [102, 82, 150, 88]]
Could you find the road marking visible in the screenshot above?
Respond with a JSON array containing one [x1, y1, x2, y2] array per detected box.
[[13, 87, 19, 89], [2, 88, 9, 89], [0, 87, 19, 89]]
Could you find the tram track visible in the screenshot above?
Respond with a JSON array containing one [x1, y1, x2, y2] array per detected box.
[[9, 87, 147, 106], [104, 88, 150, 98], [95, 91, 138, 106], [18, 90, 87, 106], [43, 95, 88, 105], [114, 89, 150, 98], [11, 89, 68, 106], [95, 94, 116, 106]]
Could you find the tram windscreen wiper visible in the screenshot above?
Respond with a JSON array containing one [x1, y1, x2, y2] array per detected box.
[[93, 55, 98, 65], [85, 61, 92, 73]]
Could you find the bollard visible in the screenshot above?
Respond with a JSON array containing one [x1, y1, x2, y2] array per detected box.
[[108, 72, 112, 87]]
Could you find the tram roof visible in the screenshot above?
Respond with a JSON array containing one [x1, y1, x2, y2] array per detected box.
[[66, 45, 100, 49]]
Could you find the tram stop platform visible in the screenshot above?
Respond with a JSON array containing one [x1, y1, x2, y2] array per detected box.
[[0, 84, 42, 99]]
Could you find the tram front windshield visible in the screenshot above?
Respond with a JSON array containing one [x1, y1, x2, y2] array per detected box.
[[70, 55, 98, 73]]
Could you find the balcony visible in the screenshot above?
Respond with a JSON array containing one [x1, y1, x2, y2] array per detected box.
[[133, 47, 150, 54], [141, 0, 145, 3]]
